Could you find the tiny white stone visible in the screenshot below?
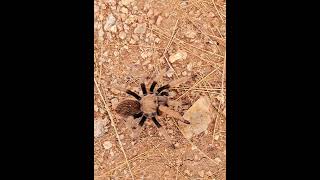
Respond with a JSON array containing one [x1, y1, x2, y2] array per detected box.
[[103, 141, 113, 150], [134, 23, 147, 34], [120, 7, 128, 14], [119, 31, 126, 39], [156, 16, 163, 26], [169, 50, 188, 63], [198, 170, 205, 177]]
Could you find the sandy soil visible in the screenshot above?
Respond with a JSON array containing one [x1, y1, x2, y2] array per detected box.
[[94, 0, 226, 179]]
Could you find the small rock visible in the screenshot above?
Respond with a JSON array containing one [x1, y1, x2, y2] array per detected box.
[[107, 0, 116, 6], [214, 134, 220, 140], [198, 170, 205, 178], [169, 50, 188, 63], [121, 0, 133, 6], [214, 157, 222, 164], [132, 34, 139, 41], [94, 120, 107, 138], [113, 51, 119, 56], [94, 104, 99, 112], [111, 88, 120, 94], [119, 134, 125, 140], [206, 171, 213, 176], [103, 141, 113, 150], [185, 30, 197, 39], [125, 15, 136, 24], [166, 68, 175, 78], [105, 14, 116, 30], [120, 7, 128, 14], [164, 171, 170, 176], [184, 169, 192, 176], [147, 9, 153, 17], [119, 31, 126, 39], [110, 98, 119, 109], [110, 25, 117, 33], [110, 150, 114, 156], [182, 71, 187, 76], [187, 63, 193, 71], [155, 37, 160, 43], [156, 15, 163, 26], [181, 96, 212, 139], [129, 39, 136, 44], [134, 23, 147, 34]]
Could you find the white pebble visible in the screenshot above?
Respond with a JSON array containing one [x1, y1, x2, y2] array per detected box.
[[119, 31, 126, 39], [103, 141, 113, 150]]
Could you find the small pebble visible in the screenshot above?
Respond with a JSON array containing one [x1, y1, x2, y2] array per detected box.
[[182, 71, 187, 76], [103, 141, 113, 150], [156, 15, 163, 26], [120, 7, 128, 14], [119, 31, 126, 39], [110, 98, 119, 109], [169, 50, 187, 63], [198, 170, 205, 178], [134, 23, 147, 34], [206, 171, 213, 176]]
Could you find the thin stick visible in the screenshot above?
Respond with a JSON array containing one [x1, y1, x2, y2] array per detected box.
[[172, 120, 219, 165], [176, 68, 218, 100], [99, 143, 162, 176], [221, 51, 226, 95], [162, 19, 180, 77], [212, 0, 225, 23], [94, 78, 135, 180]]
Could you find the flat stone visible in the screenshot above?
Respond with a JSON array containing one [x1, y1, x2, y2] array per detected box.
[[180, 96, 213, 139], [169, 50, 187, 63], [134, 23, 147, 34]]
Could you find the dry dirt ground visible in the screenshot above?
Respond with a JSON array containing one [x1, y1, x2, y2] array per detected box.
[[94, 0, 226, 179]]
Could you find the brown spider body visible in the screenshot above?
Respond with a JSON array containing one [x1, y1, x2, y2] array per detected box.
[[115, 77, 190, 142], [140, 94, 157, 115], [115, 100, 140, 117]]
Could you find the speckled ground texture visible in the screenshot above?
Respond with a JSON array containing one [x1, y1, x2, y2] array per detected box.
[[94, 0, 226, 179]]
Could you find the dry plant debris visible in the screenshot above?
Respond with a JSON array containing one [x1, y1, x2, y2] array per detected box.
[[94, 0, 226, 179]]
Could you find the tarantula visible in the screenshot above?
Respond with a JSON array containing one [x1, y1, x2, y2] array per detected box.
[[115, 77, 191, 142]]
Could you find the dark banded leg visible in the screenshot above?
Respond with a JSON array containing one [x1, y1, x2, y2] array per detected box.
[[133, 112, 143, 119], [138, 115, 148, 126], [149, 81, 157, 94], [159, 91, 169, 96], [140, 83, 147, 96], [126, 90, 141, 100], [157, 84, 170, 94], [151, 117, 162, 128]]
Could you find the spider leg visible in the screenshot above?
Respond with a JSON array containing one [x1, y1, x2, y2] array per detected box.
[[149, 81, 157, 94], [159, 105, 190, 124], [151, 117, 162, 128], [133, 112, 143, 119], [126, 90, 141, 100], [159, 91, 169, 96], [156, 84, 170, 94], [140, 83, 147, 96], [138, 115, 148, 126]]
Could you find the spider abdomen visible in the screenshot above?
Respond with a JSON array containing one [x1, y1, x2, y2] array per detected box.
[[115, 100, 141, 117]]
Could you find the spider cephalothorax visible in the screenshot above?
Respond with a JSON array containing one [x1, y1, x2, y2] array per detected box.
[[115, 78, 190, 130]]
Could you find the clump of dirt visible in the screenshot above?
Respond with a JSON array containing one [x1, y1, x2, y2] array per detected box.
[[94, 0, 226, 179]]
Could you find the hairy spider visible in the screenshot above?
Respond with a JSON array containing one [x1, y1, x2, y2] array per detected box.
[[115, 77, 190, 142]]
